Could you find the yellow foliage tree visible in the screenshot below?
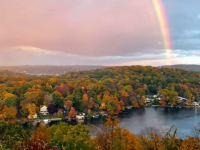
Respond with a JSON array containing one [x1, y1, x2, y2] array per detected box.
[[83, 94, 89, 102], [27, 103, 36, 119], [1, 106, 17, 120], [64, 100, 73, 112]]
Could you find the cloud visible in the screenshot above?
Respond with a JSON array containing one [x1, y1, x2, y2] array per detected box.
[[0, 0, 200, 66], [13, 46, 77, 57], [0, 0, 164, 58], [120, 56, 200, 66]]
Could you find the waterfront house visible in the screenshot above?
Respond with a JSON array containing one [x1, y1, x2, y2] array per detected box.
[[145, 98, 151, 103], [28, 113, 38, 119], [178, 96, 187, 103], [153, 95, 157, 98], [76, 114, 85, 120], [192, 102, 199, 107], [40, 105, 49, 115]]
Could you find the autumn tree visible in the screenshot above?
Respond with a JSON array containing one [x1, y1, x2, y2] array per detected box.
[[34, 124, 51, 143], [69, 107, 77, 118], [27, 103, 37, 119], [64, 100, 73, 112], [0, 122, 29, 149], [44, 93, 53, 105], [48, 122, 94, 150], [1, 106, 17, 120], [0, 91, 17, 107], [58, 110, 63, 118], [160, 89, 179, 106]]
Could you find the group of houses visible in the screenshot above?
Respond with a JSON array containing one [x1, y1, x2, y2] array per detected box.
[[27, 105, 98, 121], [145, 95, 200, 107]]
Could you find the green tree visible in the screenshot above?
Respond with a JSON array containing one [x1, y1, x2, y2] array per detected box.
[[48, 122, 94, 150], [52, 91, 64, 108]]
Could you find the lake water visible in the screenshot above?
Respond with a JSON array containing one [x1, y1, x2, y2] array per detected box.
[[23, 107, 200, 138]]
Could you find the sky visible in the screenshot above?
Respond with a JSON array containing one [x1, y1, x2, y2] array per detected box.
[[0, 0, 200, 66]]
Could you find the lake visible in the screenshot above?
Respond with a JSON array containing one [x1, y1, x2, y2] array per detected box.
[[23, 107, 200, 138]]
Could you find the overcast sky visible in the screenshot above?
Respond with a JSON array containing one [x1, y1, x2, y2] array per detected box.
[[0, 0, 200, 66]]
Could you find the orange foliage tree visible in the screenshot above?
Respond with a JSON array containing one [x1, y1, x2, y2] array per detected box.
[[69, 107, 77, 118]]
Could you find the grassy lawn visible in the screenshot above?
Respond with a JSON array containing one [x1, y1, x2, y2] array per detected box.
[[39, 114, 53, 119]]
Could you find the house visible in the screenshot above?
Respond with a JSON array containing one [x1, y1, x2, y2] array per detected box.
[[28, 113, 38, 119], [40, 105, 49, 115], [192, 102, 199, 107], [153, 95, 157, 99], [76, 114, 85, 120], [178, 96, 187, 102], [145, 98, 151, 104]]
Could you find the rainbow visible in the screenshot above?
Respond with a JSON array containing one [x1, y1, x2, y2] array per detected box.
[[152, 0, 171, 57]]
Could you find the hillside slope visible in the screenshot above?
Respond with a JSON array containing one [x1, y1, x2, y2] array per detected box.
[[162, 64, 200, 72], [0, 65, 107, 75]]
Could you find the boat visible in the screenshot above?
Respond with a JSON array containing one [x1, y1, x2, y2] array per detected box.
[[92, 115, 99, 119], [126, 105, 132, 110]]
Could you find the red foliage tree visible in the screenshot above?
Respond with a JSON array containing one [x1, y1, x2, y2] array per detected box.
[[17, 139, 58, 150]]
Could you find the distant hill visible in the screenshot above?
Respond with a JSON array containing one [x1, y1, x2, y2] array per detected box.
[[0, 65, 107, 75], [161, 64, 200, 72]]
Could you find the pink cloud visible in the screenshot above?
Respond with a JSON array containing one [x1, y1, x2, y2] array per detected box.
[[0, 0, 162, 57]]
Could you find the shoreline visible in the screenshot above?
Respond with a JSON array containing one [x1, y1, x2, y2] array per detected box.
[[148, 105, 200, 108]]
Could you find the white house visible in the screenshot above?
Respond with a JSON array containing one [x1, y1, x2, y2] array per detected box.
[[145, 98, 151, 104], [40, 105, 49, 115], [76, 115, 85, 120], [28, 113, 38, 119], [192, 102, 199, 107], [178, 96, 187, 102]]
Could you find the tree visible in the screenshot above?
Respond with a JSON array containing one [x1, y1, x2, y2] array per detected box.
[[0, 91, 17, 107], [3, 96, 16, 107], [160, 89, 179, 106], [27, 103, 36, 119], [44, 93, 53, 105], [1, 106, 17, 120], [47, 104, 56, 114], [64, 100, 73, 112], [58, 110, 63, 118], [69, 107, 77, 118], [87, 109, 92, 117], [24, 89, 44, 106], [83, 94, 89, 102], [34, 124, 50, 143], [94, 114, 141, 150], [185, 100, 191, 106], [0, 122, 29, 149], [180, 137, 200, 150], [138, 127, 165, 150], [52, 91, 64, 108], [17, 139, 53, 150], [48, 122, 94, 150]]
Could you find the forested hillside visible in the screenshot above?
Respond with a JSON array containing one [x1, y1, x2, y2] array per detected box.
[[1, 66, 200, 149], [163, 64, 200, 72], [0, 65, 107, 75], [0, 65, 200, 121]]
